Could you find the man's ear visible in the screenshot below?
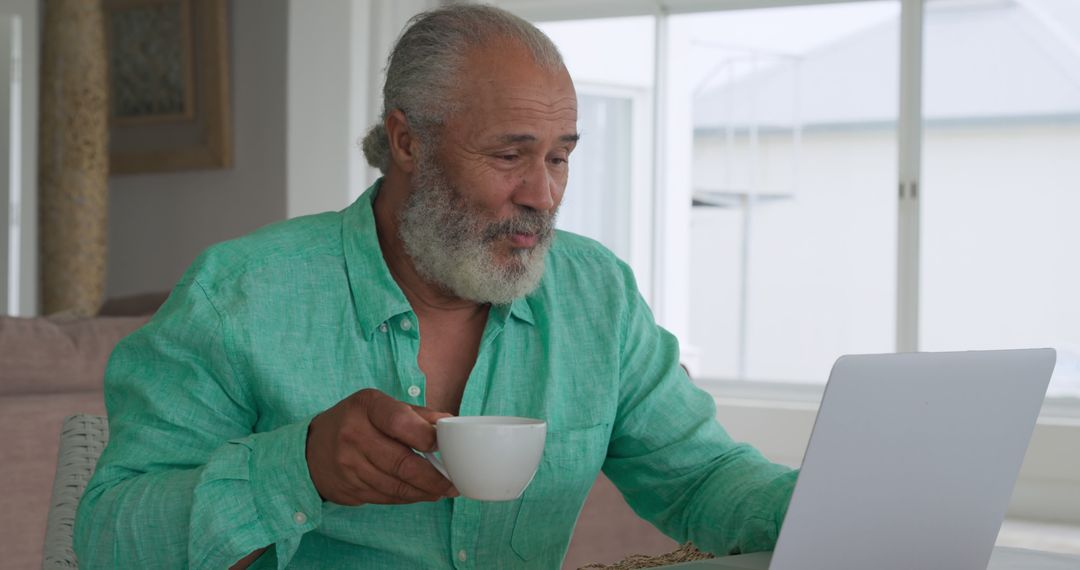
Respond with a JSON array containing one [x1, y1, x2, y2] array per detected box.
[[386, 109, 421, 173]]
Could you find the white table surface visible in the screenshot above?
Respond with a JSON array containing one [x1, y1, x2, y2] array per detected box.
[[987, 546, 1080, 569], [659, 546, 1080, 569]]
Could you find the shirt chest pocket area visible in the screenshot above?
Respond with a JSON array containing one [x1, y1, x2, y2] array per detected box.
[[510, 423, 611, 562]]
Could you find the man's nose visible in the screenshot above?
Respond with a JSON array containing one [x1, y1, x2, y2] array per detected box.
[[512, 159, 557, 212]]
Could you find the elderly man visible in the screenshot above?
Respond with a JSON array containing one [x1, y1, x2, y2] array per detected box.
[[75, 5, 796, 569]]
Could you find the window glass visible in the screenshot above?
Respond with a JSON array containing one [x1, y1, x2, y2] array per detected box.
[[538, 17, 655, 291], [558, 92, 633, 260], [676, 2, 900, 382], [920, 0, 1080, 398]]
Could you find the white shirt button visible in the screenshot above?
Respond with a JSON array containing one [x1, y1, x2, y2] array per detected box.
[[400, 318, 412, 331], [379, 323, 388, 333], [407, 385, 421, 398], [293, 511, 307, 525], [457, 549, 467, 562]]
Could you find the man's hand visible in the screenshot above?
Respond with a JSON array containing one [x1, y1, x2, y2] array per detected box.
[[306, 388, 458, 505]]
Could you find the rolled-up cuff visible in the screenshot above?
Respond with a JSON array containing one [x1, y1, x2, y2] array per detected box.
[[190, 417, 322, 568]]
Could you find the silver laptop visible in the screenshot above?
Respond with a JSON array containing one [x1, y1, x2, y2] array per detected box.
[[669, 349, 1056, 570]]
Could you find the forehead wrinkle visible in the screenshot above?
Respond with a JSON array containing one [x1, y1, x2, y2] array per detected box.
[[477, 91, 576, 120], [495, 103, 577, 125], [501, 104, 577, 117], [502, 94, 577, 110]]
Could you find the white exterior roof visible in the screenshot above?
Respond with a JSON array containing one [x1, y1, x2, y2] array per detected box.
[[694, 0, 1080, 130]]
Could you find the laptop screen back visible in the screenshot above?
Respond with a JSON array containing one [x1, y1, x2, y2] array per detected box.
[[771, 349, 1056, 570]]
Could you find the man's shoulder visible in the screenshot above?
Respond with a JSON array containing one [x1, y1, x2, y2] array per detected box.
[[544, 230, 636, 291], [185, 210, 345, 289], [549, 230, 621, 266], [529, 231, 641, 330]]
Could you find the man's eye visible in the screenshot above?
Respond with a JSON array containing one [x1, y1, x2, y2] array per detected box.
[[497, 154, 519, 162], [550, 157, 568, 166]]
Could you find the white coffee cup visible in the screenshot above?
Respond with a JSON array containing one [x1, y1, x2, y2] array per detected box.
[[423, 416, 547, 501]]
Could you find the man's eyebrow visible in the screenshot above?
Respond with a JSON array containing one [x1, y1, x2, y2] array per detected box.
[[495, 133, 581, 144]]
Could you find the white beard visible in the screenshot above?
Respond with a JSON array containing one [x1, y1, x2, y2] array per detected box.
[[397, 156, 556, 305]]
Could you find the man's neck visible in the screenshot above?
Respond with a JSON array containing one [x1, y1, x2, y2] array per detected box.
[[373, 173, 488, 319]]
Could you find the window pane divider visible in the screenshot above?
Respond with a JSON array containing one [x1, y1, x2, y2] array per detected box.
[[650, 6, 670, 317], [896, 0, 923, 353]]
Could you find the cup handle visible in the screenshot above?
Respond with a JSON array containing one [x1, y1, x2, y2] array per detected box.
[[422, 451, 451, 481]]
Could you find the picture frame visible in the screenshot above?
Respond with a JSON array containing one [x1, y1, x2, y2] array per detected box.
[[104, 0, 231, 174]]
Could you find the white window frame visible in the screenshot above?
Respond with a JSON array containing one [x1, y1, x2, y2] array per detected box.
[[1, 0, 37, 317], [572, 82, 656, 302]]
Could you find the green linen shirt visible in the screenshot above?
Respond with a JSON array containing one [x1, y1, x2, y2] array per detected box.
[[74, 179, 797, 569]]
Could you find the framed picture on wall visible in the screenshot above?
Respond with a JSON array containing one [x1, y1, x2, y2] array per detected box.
[[104, 0, 231, 174]]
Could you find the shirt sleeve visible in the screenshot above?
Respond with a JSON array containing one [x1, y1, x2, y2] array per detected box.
[[603, 262, 799, 556], [73, 277, 323, 569]]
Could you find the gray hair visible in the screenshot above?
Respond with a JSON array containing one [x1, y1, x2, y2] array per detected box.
[[361, 4, 565, 173]]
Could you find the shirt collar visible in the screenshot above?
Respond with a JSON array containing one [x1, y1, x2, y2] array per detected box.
[[507, 296, 535, 326], [342, 178, 536, 338], [343, 179, 412, 339]]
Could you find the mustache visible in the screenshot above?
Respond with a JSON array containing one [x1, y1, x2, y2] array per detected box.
[[482, 209, 555, 242]]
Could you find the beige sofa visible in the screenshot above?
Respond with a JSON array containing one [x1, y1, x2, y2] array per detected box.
[[0, 298, 675, 569], [0, 312, 149, 569]]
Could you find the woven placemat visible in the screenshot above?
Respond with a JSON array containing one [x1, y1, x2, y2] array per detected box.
[[578, 543, 715, 570]]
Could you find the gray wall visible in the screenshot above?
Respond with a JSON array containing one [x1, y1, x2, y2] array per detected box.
[[106, 0, 288, 298]]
